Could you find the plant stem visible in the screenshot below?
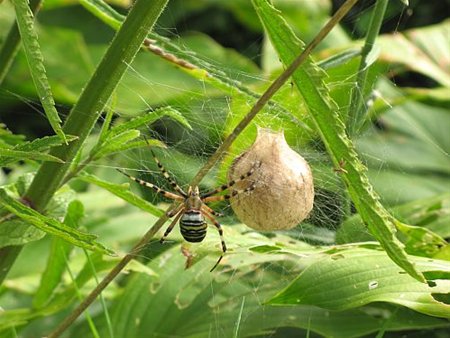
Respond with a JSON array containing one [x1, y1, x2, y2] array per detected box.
[[0, 0, 169, 284], [0, 0, 42, 84], [347, 0, 389, 135], [47, 1, 359, 336]]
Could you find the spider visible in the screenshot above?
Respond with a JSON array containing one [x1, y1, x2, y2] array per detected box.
[[117, 151, 259, 271]]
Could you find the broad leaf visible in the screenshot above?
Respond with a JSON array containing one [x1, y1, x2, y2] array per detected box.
[[92, 242, 450, 338], [268, 247, 450, 318]]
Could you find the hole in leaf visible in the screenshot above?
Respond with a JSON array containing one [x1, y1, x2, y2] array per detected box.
[[424, 271, 450, 281], [431, 293, 450, 305]]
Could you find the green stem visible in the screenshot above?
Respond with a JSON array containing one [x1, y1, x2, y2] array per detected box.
[[347, 0, 389, 135], [0, 0, 169, 285], [0, 0, 42, 84]]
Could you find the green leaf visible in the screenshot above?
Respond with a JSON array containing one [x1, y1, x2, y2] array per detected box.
[[95, 139, 165, 159], [318, 48, 361, 70], [252, 0, 425, 282], [0, 189, 110, 254], [94, 129, 140, 157], [357, 102, 450, 206], [11, 0, 66, 142], [337, 194, 450, 259], [0, 175, 78, 248], [79, 173, 165, 217], [15, 134, 77, 153], [101, 243, 450, 338], [395, 221, 448, 258], [93, 107, 189, 159], [0, 148, 64, 165], [0, 0, 41, 86], [80, 0, 123, 30], [0, 135, 77, 166], [378, 21, 450, 87], [0, 217, 45, 248], [23, 0, 170, 213], [0, 123, 26, 146], [268, 247, 450, 318], [80, 0, 298, 129], [33, 200, 85, 309], [108, 107, 192, 136]]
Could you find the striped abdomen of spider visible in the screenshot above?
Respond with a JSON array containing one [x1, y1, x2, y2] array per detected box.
[[178, 187, 208, 243], [117, 151, 259, 271]]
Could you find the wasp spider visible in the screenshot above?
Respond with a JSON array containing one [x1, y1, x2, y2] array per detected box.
[[117, 151, 258, 271]]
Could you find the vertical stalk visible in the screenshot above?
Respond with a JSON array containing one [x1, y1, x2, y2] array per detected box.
[[347, 0, 389, 135]]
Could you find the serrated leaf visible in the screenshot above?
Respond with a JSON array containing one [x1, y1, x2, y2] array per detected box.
[[0, 189, 110, 254], [268, 248, 450, 318], [96, 139, 165, 158], [15, 134, 77, 153], [0, 135, 77, 166], [0, 148, 64, 166], [79, 173, 164, 217], [12, 0, 66, 142], [252, 0, 425, 282], [93, 129, 140, 158], [109, 107, 192, 137]]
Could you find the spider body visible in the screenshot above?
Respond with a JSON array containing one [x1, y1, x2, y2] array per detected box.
[[180, 209, 207, 243], [117, 151, 258, 271], [179, 187, 207, 243]]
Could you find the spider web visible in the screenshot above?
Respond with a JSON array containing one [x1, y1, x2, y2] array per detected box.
[[0, 0, 448, 337]]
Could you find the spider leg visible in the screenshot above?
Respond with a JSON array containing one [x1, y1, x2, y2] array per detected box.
[[201, 204, 224, 217], [201, 161, 261, 198], [160, 209, 184, 243], [167, 203, 184, 217], [151, 150, 188, 197], [117, 169, 184, 201], [202, 211, 227, 272], [202, 183, 256, 203]]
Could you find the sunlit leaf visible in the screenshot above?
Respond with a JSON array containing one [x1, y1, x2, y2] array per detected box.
[[268, 247, 450, 318]]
